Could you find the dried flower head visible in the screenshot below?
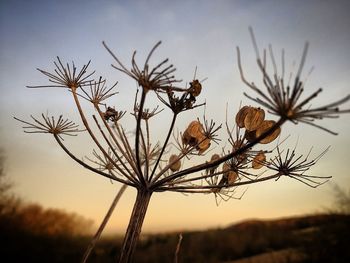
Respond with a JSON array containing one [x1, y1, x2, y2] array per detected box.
[[237, 27, 350, 134], [78, 77, 118, 105], [86, 149, 120, 175], [103, 41, 182, 92], [157, 88, 205, 114], [27, 57, 95, 90], [14, 114, 84, 139], [103, 107, 126, 123], [265, 145, 331, 188], [132, 103, 163, 120]]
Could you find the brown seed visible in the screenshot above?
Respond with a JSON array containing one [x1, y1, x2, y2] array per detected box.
[[210, 154, 220, 162], [182, 130, 192, 145], [182, 121, 204, 146], [186, 121, 204, 138], [244, 107, 265, 131], [222, 162, 230, 175], [235, 106, 251, 128], [189, 79, 202, 97], [255, 120, 281, 144], [252, 151, 266, 169], [197, 136, 211, 154], [222, 163, 238, 184], [227, 170, 238, 184], [169, 154, 181, 172]]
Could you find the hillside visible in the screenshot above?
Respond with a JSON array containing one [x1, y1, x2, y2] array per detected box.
[[1, 212, 349, 262]]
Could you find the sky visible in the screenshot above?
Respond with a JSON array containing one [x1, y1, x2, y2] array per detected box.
[[1, 0, 350, 235]]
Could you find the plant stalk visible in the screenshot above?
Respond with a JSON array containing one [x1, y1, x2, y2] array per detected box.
[[117, 189, 152, 263]]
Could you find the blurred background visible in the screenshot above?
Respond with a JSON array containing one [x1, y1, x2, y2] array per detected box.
[[1, 0, 350, 262]]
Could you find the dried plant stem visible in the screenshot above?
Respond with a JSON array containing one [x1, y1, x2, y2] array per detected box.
[[135, 90, 148, 185], [149, 113, 177, 182], [95, 105, 139, 176], [174, 234, 183, 263], [118, 189, 152, 263], [81, 184, 128, 263]]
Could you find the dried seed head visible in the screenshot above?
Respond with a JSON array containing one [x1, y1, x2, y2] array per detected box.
[[244, 107, 265, 131], [256, 120, 281, 144], [189, 79, 202, 97], [169, 154, 181, 172], [235, 106, 251, 128], [105, 161, 114, 171], [252, 151, 266, 169], [182, 120, 209, 151]]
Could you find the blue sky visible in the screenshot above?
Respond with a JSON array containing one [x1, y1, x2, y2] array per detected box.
[[1, 0, 349, 234]]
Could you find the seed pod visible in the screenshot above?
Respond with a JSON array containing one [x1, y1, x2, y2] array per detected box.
[[235, 106, 251, 128], [256, 120, 281, 144], [186, 121, 204, 138], [169, 154, 181, 172], [197, 136, 211, 154], [244, 107, 265, 131], [189, 79, 202, 97], [244, 130, 257, 143], [252, 151, 266, 169], [227, 170, 238, 184], [211, 154, 220, 162], [222, 163, 238, 185], [182, 121, 204, 146]]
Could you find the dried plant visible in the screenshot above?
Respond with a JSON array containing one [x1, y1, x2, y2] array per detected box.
[[15, 29, 350, 262]]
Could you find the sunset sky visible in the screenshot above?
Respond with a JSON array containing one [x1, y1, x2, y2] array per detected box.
[[1, 0, 350, 235]]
